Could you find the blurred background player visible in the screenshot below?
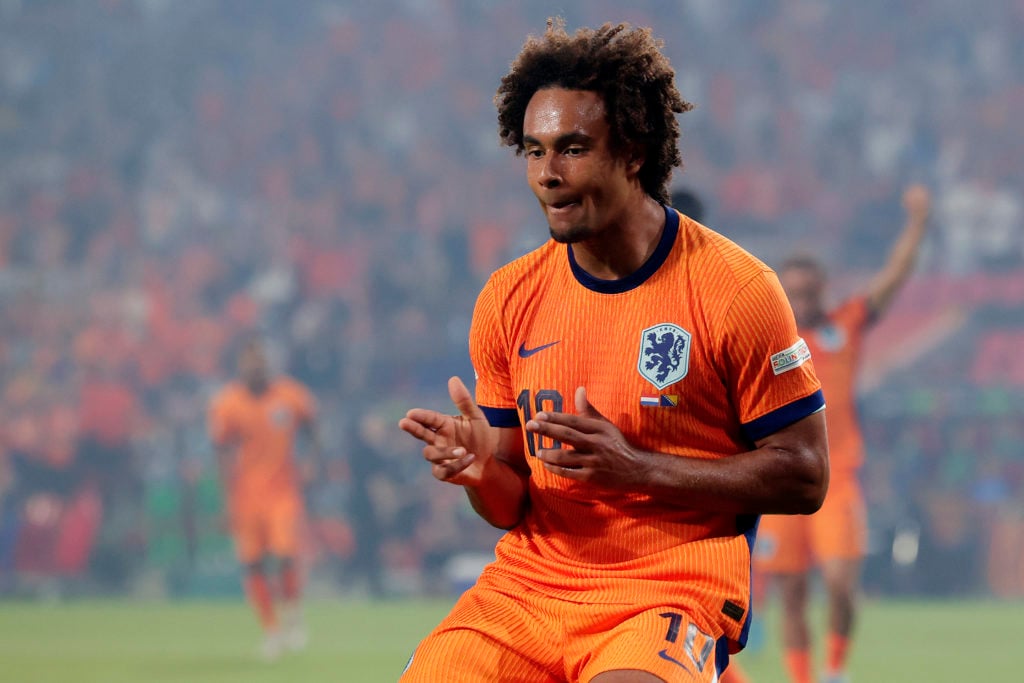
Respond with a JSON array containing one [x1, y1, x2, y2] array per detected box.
[[671, 187, 751, 683], [208, 339, 322, 660], [755, 185, 931, 683]]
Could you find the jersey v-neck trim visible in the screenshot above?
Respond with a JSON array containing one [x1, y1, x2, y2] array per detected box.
[[567, 204, 679, 294]]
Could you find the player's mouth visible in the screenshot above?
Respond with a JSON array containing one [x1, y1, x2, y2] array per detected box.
[[547, 199, 582, 216]]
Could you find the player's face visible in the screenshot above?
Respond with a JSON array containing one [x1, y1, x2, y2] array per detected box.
[[780, 266, 826, 328], [522, 88, 636, 243], [239, 344, 270, 391]]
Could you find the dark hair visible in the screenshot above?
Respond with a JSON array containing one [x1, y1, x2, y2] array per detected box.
[[780, 254, 826, 278], [670, 188, 705, 223], [495, 18, 693, 204]]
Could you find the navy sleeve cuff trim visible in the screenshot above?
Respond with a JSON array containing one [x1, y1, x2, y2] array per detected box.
[[742, 390, 825, 442], [480, 406, 521, 428]]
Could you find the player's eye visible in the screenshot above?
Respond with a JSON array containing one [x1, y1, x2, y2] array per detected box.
[[564, 146, 585, 156], [526, 148, 544, 159]]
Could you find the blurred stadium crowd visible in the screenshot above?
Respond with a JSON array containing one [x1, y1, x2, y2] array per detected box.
[[0, 1, 1021, 599]]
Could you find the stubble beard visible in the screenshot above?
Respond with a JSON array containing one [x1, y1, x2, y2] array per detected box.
[[549, 223, 595, 244]]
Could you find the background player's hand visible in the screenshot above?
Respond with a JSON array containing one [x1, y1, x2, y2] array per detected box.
[[399, 376, 498, 487], [526, 387, 652, 487], [902, 183, 930, 225]]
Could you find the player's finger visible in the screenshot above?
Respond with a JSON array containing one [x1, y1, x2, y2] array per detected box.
[[400, 411, 448, 438], [422, 445, 471, 464], [448, 376, 486, 421], [431, 451, 477, 481], [529, 410, 605, 434], [537, 448, 593, 469], [404, 408, 449, 431], [574, 386, 608, 421], [541, 460, 588, 481], [525, 419, 590, 447], [399, 417, 441, 445]]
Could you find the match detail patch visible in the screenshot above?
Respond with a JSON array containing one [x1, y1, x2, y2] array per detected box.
[[770, 338, 811, 376], [721, 600, 745, 622]]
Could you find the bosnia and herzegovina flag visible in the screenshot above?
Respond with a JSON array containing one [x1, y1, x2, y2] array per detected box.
[[640, 394, 678, 407]]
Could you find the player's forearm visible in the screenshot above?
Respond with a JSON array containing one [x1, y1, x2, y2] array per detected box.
[[464, 457, 530, 530], [638, 444, 828, 515], [868, 211, 927, 314]]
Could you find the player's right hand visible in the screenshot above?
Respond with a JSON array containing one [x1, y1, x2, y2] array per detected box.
[[399, 376, 498, 487], [902, 183, 930, 223]]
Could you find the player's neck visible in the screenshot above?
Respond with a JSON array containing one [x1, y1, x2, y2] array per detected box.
[[570, 196, 665, 281], [245, 378, 270, 395]]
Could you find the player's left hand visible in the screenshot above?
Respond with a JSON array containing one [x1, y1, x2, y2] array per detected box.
[[525, 387, 653, 487]]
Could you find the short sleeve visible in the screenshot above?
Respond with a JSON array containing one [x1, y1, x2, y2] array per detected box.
[[468, 277, 520, 427], [833, 296, 873, 334], [208, 391, 236, 446], [720, 271, 824, 442]]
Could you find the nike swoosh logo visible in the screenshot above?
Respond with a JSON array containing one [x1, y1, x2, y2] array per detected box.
[[518, 341, 560, 358], [658, 650, 692, 673]]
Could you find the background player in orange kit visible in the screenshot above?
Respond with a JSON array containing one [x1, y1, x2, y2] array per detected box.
[[209, 338, 322, 660], [398, 20, 829, 683], [755, 185, 931, 683]]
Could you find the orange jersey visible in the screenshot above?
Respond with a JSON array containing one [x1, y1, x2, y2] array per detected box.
[[208, 377, 316, 511], [470, 206, 823, 650], [800, 297, 871, 472]]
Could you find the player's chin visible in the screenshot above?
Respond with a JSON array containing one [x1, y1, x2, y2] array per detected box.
[[548, 223, 593, 244]]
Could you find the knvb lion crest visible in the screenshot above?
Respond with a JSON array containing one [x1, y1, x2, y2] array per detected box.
[[638, 323, 691, 389]]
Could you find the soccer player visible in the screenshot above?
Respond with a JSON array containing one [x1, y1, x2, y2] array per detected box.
[[398, 20, 829, 683], [755, 184, 931, 683], [208, 339, 322, 660]]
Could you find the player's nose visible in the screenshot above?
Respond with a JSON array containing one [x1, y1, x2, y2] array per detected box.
[[536, 155, 563, 189]]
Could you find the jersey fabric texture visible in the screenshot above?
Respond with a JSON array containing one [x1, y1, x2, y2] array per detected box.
[[402, 570, 729, 682], [459, 206, 821, 655]]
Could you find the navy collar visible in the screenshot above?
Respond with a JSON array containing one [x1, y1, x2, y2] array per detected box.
[[568, 204, 679, 294]]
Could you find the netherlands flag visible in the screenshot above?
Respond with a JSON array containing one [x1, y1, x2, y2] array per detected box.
[[640, 394, 678, 407]]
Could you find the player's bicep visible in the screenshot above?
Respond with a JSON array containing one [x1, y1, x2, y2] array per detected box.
[[753, 409, 828, 467], [753, 409, 830, 510]]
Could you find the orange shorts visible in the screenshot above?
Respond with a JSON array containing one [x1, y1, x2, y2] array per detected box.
[[754, 472, 866, 574], [232, 495, 302, 564], [400, 571, 727, 683]]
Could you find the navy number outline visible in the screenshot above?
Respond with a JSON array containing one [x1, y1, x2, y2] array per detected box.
[[516, 389, 563, 457]]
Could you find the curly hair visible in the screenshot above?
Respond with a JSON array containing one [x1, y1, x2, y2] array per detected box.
[[495, 18, 693, 205]]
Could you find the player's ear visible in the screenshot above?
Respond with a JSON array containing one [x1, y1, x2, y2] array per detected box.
[[624, 143, 645, 176]]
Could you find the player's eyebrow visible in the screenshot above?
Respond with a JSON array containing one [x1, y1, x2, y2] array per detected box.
[[523, 132, 594, 148]]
